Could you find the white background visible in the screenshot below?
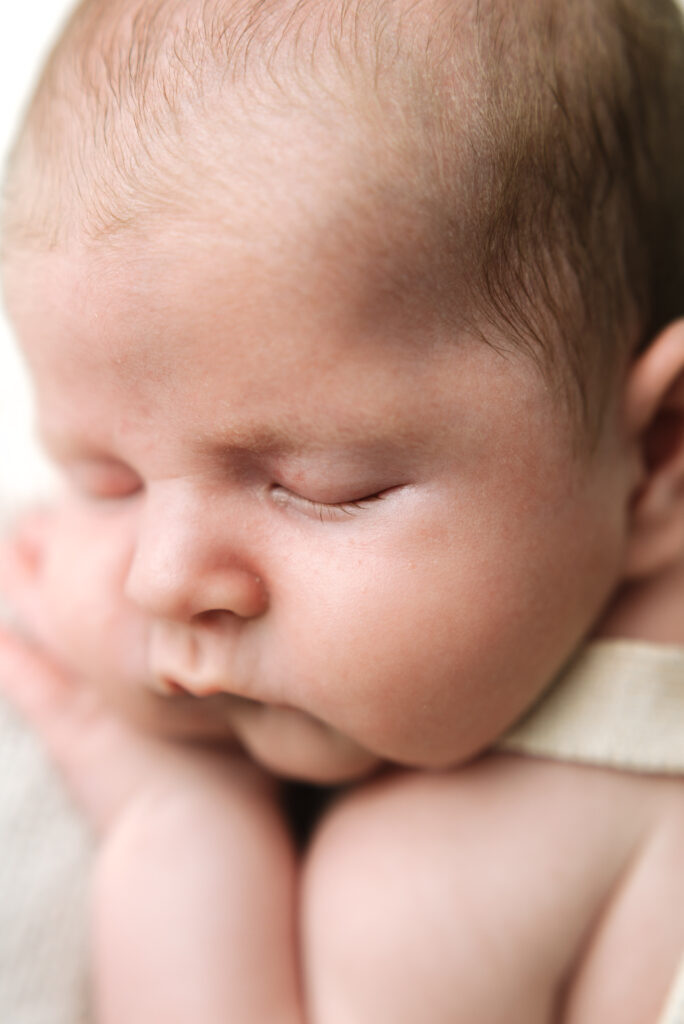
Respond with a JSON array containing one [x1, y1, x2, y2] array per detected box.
[[0, 2, 72, 515]]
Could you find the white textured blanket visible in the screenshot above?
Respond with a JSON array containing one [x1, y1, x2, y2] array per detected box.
[[0, 697, 92, 1023]]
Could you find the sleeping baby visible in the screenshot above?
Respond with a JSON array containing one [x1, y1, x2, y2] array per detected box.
[[0, 0, 683, 1020]]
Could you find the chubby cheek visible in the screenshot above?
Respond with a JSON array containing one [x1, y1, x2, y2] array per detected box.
[[278, 490, 624, 767], [281, 562, 518, 765]]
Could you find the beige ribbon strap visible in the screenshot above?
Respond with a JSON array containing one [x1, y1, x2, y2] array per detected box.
[[498, 641, 684, 774]]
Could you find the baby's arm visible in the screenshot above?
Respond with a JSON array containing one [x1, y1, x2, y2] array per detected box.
[[302, 757, 683, 1024], [0, 520, 305, 1024], [92, 745, 303, 1024]]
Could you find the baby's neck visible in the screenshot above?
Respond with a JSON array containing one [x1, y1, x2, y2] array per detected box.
[[595, 551, 684, 646]]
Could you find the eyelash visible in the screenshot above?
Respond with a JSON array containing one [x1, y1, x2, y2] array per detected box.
[[80, 487, 142, 506], [271, 486, 388, 521], [308, 494, 386, 521]]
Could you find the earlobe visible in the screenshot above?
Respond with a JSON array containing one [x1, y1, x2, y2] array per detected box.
[[623, 319, 684, 579]]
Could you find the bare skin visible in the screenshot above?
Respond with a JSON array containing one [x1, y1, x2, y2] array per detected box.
[[303, 757, 684, 1024]]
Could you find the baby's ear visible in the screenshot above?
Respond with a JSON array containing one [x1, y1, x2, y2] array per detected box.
[[622, 319, 684, 579]]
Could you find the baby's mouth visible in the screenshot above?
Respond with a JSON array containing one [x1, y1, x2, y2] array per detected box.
[[148, 621, 254, 700], [151, 674, 273, 717], [154, 675, 223, 698], [148, 672, 382, 783]]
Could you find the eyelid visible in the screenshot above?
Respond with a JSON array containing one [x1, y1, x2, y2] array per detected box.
[[270, 484, 390, 520], [65, 459, 143, 500]]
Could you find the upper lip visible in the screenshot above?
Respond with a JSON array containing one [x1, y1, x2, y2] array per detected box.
[[152, 674, 228, 698], [148, 624, 243, 699]]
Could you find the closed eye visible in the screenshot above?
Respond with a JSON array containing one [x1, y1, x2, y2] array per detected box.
[[65, 460, 143, 501], [270, 485, 390, 521]]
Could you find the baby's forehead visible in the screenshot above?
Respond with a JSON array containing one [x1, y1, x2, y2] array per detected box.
[[6, 228, 511, 465], [4, 0, 490, 352], [3, 0, 483, 246], [4, 187, 474, 381], [6, 0, 681, 442]]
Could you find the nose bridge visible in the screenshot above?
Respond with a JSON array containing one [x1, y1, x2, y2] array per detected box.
[[124, 481, 266, 620]]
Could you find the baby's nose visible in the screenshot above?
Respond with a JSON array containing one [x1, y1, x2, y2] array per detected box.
[[123, 486, 267, 621]]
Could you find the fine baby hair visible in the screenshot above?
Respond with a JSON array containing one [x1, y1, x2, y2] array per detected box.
[[2, 0, 684, 430]]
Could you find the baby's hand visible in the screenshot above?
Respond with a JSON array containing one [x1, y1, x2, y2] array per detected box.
[[0, 506, 55, 642], [0, 518, 304, 1023]]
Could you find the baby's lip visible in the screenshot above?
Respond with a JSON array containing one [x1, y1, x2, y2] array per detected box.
[[150, 674, 229, 698], [149, 675, 294, 720], [148, 625, 245, 699]]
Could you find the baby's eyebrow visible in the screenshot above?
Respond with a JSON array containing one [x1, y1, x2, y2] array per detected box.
[[39, 435, 113, 464], [38, 427, 86, 460], [194, 436, 414, 476], [38, 410, 428, 467], [192, 413, 427, 459], [36, 418, 124, 462]]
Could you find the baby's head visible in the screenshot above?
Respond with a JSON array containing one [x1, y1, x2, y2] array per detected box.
[[2, 0, 684, 782]]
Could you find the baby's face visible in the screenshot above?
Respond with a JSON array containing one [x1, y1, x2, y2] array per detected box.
[[3, 187, 633, 782]]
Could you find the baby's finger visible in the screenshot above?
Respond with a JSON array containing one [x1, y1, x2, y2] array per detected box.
[[3, 506, 51, 554], [0, 626, 161, 830], [0, 534, 50, 641], [0, 507, 50, 580], [0, 622, 73, 721]]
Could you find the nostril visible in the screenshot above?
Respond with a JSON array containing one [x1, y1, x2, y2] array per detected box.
[[197, 572, 268, 620], [195, 609, 236, 628]]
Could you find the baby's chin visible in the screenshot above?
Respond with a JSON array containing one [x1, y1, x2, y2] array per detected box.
[[231, 701, 383, 784], [111, 685, 384, 784]]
